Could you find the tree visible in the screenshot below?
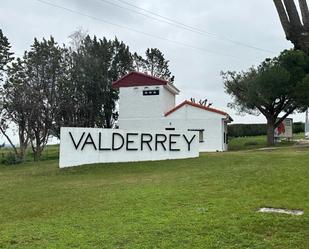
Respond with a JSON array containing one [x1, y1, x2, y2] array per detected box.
[[132, 52, 146, 72], [0, 29, 15, 153], [135, 48, 174, 82], [68, 27, 88, 51], [273, 1, 309, 131], [273, 0, 309, 53], [23, 37, 67, 160], [223, 50, 309, 146], [53, 36, 133, 137], [3, 38, 71, 161], [0, 29, 13, 82], [3, 58, 31, 160], [107, 38, 133, 127]]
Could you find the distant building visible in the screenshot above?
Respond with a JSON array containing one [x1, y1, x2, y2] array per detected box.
[[112, 72, 233, 152]]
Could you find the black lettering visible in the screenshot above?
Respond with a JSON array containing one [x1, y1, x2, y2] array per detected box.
[[155, 134, 167, 151], [141, 133, 153, 151], [112, 132, 125, 150], [183, 134, 196, 151], [69, 132, 85, 150], [169, 134, 180, 151], [81, 133, 97, 150], [126, 133, 138, 151], [99, 132, 111, 151]]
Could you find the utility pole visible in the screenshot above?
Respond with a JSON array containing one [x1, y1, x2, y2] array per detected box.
[[305, 109, 309, 139]]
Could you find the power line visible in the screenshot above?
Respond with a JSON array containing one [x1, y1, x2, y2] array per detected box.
[[36, 0, 239, 60], [96, 0, 208, 36], [114, 0, 276, 54]]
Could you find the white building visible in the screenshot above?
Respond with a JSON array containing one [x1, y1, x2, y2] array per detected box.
[[113, 72, 233, 152]]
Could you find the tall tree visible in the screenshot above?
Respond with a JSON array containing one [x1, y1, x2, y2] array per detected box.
[[54, 36, 133, 136], [273, 0, 309, 53], [3, 58, 31, 160], [139, 48, 174, 82], [132, 52, 146, 72], [0, 29, 13, 82], [107, 38, 133, 127], [23, 37, 67, 160], [223, 50, 309, 146], [0, 29, 15, 151]]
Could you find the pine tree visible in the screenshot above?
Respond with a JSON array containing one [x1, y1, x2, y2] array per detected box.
[[144, 48, 174, 82], [0, 29, 15, 155], [23, 37, 67, 160], [3, 58, 31, 160], [0, 29, 13, 82], [54, 35, 133, 134]]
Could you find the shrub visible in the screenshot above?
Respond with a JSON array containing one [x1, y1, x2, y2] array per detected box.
[[228, 122, 304, 137], [293, 122, 305, 134], [244, 141, 259, 146], [228, 123, 267, 137], [2, 152, 22, 165]]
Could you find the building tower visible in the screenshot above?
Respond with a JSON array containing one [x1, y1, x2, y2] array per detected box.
[[112, 71, 179, 130]]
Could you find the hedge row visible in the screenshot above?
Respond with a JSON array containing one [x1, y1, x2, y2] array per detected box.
[[228, 122, 304, 137]]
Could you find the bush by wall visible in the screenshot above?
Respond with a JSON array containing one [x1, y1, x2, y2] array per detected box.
[[293, 122, 305, 134], [228, 122, 304, 137]]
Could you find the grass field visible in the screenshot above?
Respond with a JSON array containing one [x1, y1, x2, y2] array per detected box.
[[0, 136, 308, 248], [228, 133, 305, 151]]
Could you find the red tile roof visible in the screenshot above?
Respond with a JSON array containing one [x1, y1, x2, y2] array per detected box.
[[165, 100, 230, 117], [112, 71, 168, 88]]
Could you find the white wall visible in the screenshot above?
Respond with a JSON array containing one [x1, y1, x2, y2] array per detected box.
[[118, 85, 175, 120], [162, 86, 176, 113], [119, 104, 227, 152], [59, 127, 199, 168], [118, 85, 228, 152]]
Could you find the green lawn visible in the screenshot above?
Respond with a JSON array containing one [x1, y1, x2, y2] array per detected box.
[[228, 133, 305, 151], [0, 139, 308, 248]]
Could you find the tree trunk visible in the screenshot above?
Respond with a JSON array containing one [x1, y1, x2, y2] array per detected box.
[[273, 0, 292, 38], [19, 145, 27, 162], [18, 126, 28, 162], [31, 134, 43, 161], [266, 119, 275, 146], [274, 0, 309, 54], [298, 0, 309, 29], [33, 146, 42, 161], [283, 0, 302, 28]]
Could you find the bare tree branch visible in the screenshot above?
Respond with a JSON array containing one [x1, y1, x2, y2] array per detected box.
[[275, 107, 297, 127], [0, 126, 17, 155]]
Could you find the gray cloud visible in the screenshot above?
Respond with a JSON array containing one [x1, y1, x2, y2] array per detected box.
[[1, 0, 305, 126]]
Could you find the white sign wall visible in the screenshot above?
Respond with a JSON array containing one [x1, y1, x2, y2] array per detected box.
[[59, 127, 199, 168]]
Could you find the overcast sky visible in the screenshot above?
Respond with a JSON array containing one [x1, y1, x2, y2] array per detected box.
[[1, 0, 305, 132]]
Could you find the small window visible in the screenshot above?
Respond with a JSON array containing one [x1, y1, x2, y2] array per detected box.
[[224, 132, 228, 144], [143, 90, 159, 96], [199, 130, 204, 143], [188, 129, 204, 143]]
